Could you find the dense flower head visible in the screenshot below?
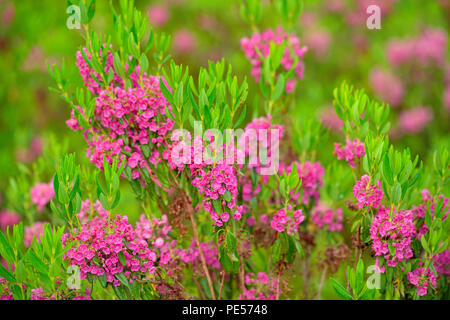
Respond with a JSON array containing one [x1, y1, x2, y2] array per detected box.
[[165, 135, 243, 226], [370, 206, 416, 269], [270, 204, 304, 235], [433, 249, 450, 276], [30, 181, 54, 212], [407, 267, 437, 296], [147, 4, 170, 27], [63, 206, 157, 287], [241, 26, 307, 93], [72, 48, 175, 180], [369, 67, 404, 107], [353, 175, 384, 210], [135, 214, 178, 271], [76, 47, 123, 95], [311, 204, 343, 232], [280, 161, 325, 205], [177, 239, 221, 276], [24, 221, 48, 247], [193, 162, 243, 226], [333, 138, 365, 169], [241, 272, 280, 300], [398, 106, 433, 134], [238, 114, 283, 174], [387, 28, 448, 69], [173, 29, 197, 54], [0, 210, 20, 230]]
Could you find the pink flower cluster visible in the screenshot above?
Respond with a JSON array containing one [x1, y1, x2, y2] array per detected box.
[[165, 135, 243, 226], [241, 27, 307, 93], [333, 138, 365, 169], [63, 209, 157, 287], [387, 28, 448, 69], [320, 106, 343, 132], [353, 175, 384, 210], [433, 249, 450, 276], [238, 114, 283, 174], [178, 239, 221, 275], [0, 277, 13, 300], [241, 272, 280, 300], [369, 67, 404, 107], [24, 221, 48, 247], [281, 161, 325, 205], [370, 206, 416, 270], [311, 204, 343, 232], [135, 214, 178, 272], [407, 267, 437, 296], [398, 106, 433, 134], [0, 210, 20, 230], [30, 181, 55, 211], [76, 47, 123, 95], [192, 163, 243, 226], [270, 204, 304, 235], [173, 29, 197, 54], [147, 4, 170, 27], [71, 47, 175, 180]]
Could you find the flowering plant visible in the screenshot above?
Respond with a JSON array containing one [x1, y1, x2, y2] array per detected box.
[[0, 0, 448, 301]]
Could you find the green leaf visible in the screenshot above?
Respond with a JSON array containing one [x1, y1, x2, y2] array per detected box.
[[0, 264, 16, 283], [331, 278, 353, 300]]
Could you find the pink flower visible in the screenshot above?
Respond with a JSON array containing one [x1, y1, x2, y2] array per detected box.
[[241, 27, 307, 93], [312, 204, 343, 232], [270, 205, 304, 235], [173, 29, 196, 54], [398, 106, 433, 134], [353, 175, 384, 210], [147, 4, 169, 27], [369, 67, 404, 107], [407, 267, 437, 296], [0, 210, 20, 230], [334, 139, 365, 169], [30, 182, 55, 211], [24, 222, 48, 247], [370, 206, 416, 270], [320, 106, 343, 132]]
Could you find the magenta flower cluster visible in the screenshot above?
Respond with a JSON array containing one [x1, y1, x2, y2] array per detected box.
[[407, 267, 437, 296], [63, 206, 157, 287], [241, 272, 280, 300], [30, 181, 54, 212], [192, 163, 243, 227], [241, 27, 307, 93], [333, 138, 365, 169], [71, 47, 174, 180], [353, 175, 384, 210], [398, 106, 433, 134], [387, 28, 447, 69], [281, 161, 325, 205], [238, 114, 283, 174], [311, 204, 343, 232], [270, 204, 304, 235], [24, 221, 48, 247], [0, 210, 20, 230], [370, 206, 416, 270]]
